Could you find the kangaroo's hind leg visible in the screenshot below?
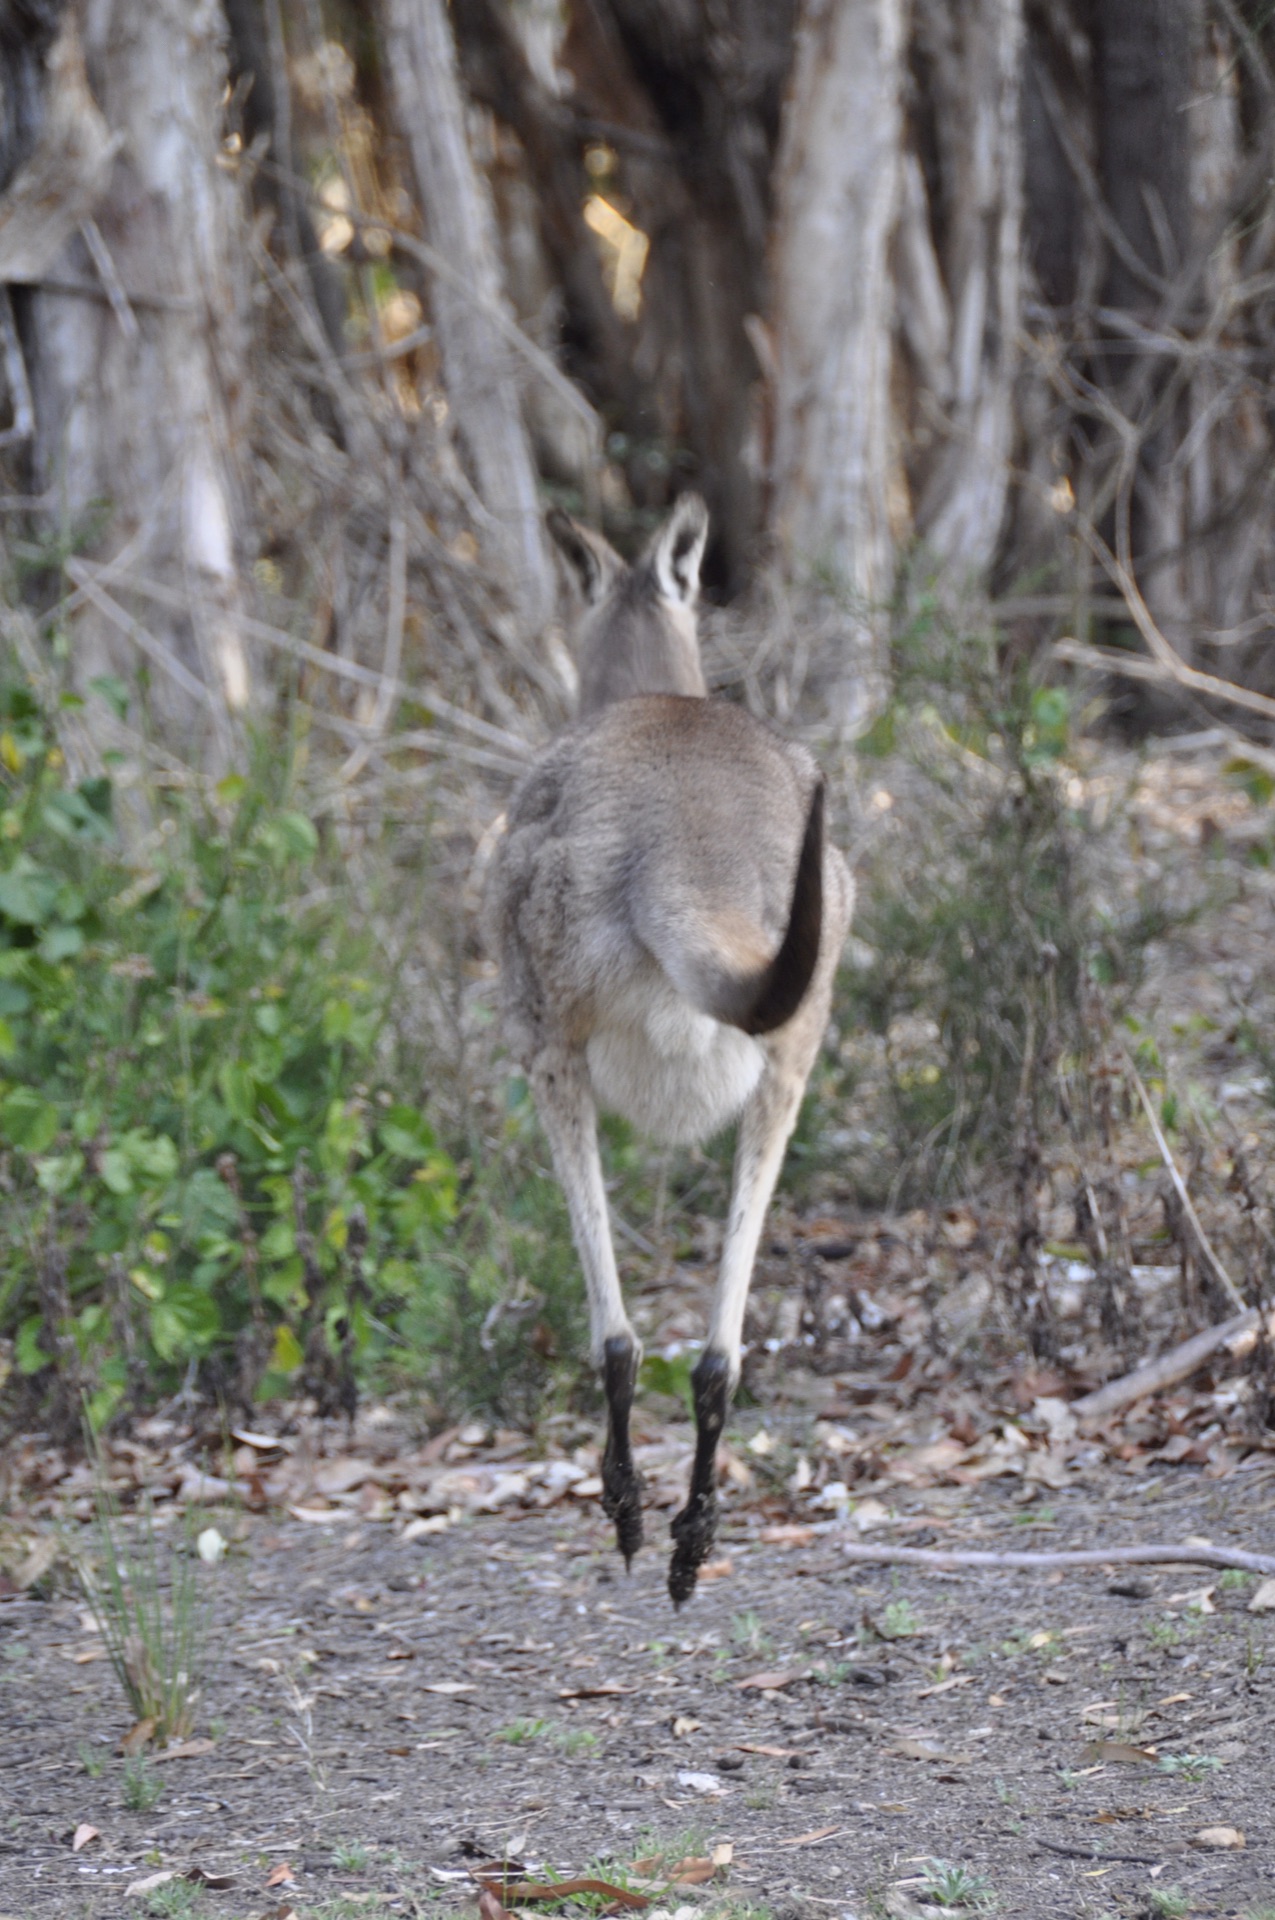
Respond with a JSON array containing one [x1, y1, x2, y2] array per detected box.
[[668, 876, 849, 1604], [530, 1045, 645, 1565]]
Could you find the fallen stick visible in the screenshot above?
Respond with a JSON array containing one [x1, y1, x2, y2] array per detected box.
[[1071, 1307, 1260, 1420], [837, 1541, 1275, 1576]]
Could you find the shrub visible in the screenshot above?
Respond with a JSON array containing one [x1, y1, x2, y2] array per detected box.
[[839, 583, 1148, 1198], [0, 678, 457, 1428]]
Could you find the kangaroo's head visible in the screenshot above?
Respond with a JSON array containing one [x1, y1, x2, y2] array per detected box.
[[546, 494, 710, 719]]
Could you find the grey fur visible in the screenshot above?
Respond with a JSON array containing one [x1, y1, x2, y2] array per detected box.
[[488, 496, 854, 1598]]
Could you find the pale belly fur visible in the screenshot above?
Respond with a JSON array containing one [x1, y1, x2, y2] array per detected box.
[[585, 970, 764, 1145]]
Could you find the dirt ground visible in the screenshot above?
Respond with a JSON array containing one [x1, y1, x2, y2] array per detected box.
[[3, 1445, 1274, 1920]]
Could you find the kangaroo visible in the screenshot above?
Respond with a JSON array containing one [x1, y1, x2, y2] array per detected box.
[[488, 494, 854, 1603]]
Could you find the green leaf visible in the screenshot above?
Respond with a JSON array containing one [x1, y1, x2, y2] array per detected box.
[[379, 1104, 439, 1160], [35, 1149, 84, 1195], [15, 1315, 46, 1374], [88, 674, 130, 720], [0, 1088, 60, 1153], [0, 858, 57, 926], [270, 1323, 304, 1374], [99, 1147, 133, 1195]]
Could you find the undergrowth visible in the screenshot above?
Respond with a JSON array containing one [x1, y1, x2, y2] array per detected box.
[[0, 669, 589, 1429], [823, 579, 1158, 1201]]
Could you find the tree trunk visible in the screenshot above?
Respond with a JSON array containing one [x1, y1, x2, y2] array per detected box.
[[907, 0, 1025, 578], [12, 0, 251, 770], [768, 0, 906, 620], [380, 0, 554, 633]]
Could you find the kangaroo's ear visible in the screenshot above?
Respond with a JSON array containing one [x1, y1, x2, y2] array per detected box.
[[546, 508, 624, 607], [652, 493, 708, 607]]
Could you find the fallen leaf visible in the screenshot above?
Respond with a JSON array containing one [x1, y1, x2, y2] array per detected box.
[[125, 1871, 176, 1896], [385, 1646, 415, 1661], [916, 1675, 974, 1699], [887, 1737, 971, 1764], [711, 1844, 733, 1868], [671, 1716, 701, 1737], [196, 1526, 227, 1564], [265, 1862, 297, 1887], [1192, 1826, 1244, 1850], [66, 1645, 107, 1665], [1248, 1578, 1275, 1613], [287, 1503, 356, 1524], [475, 1877, 648, 1911], [421, 1681, 477, 1695], [778, 1827, 843, 1847], [151, 1739, 216, 1763], [676, 1769, 726, 1795], [759, 1524, 815, 1547], [669, 1858, 716, 1885], [558, 1683, 637, 1699], [118, 1718, 155, 1756], [186, 1868, 235, 1888], [735, 1668, 805, 1692], [479, 1891, 513, 1920], [734, 1742, 801, 1758], [1085, 1740, 1157, 1766], [698, 1557, 734, 1581], [71, 1823, 100, 1853]]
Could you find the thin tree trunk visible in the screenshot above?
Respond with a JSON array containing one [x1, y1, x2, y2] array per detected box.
[[18, 0, 251, 769], [768, 0, 907, 626], [909, 0, 1025, 577], [381, 0, 553, 633]]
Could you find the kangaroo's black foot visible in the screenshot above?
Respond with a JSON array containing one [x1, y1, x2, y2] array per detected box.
[[601, 1334, 644, 1567], [602, 1444, 645, 1566], [668, 1488, 717, 1605]]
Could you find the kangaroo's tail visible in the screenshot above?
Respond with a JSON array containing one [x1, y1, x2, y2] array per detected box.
[[664, 778, 824, 1037]]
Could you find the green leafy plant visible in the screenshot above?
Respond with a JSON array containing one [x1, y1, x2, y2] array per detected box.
[[0, 681, 458, 1422], [1157, 1752, 1221, 1780], [917, 1858, 993, 1909], [494, 1717, 550, 1744]]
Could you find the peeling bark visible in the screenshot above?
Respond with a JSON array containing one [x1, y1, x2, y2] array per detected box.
[[18, 0, 251, 767], [381, 0, 554, 632], [768, 0, 906, 620], [909, 0, 1025, 577]]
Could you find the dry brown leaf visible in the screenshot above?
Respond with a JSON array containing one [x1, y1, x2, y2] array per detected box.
[[186, 1868, 235, 1888], [558, 1683, 638, 1699], [71, 1823, 100, 1853], [669, 1859, 716, 1885], [758, 1524, 815, 1547], [151, 1739, 216, 1763], [265, 1862, 297, 1887], [476, 1876, 648, 1911], [698, 1557, 734, 1581], [916, 1675, 974, 1698], [1248, 1578, 1275, 1613], [1192, 1826, 1245, 1849], [478, 1890, 513, 1920], [1085, 1740, 1156, 1766], [125, 1870, 176, 1896], [734, 1668, 806, 1692], [777, 1827, 843, 1847], [733, 1742, 801, 1758], [118, 1719, 155, 1756]]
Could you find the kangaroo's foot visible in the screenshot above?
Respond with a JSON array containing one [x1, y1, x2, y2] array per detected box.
[[601, 1334, 644, 1566]]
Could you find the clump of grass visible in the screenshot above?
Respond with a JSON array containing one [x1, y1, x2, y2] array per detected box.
[[493, 1716, 550, 1745], [122, 1754, 164, 1812], [79, 1449, 221, 1746]]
